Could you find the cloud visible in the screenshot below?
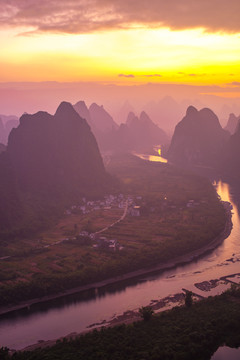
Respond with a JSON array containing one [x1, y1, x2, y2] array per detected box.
[[178, 72, 206, 77], [118, 74, 135, 78], [227, 81, 240, 85], [118, 74, 162, 79], [143, 74, 162, 77], [0, 0, 240, 35]]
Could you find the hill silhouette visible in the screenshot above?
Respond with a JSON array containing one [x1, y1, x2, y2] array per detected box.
[[167, 106, 229, 167], [0, 114, 19, 144], [7, 102, 106, 196], [0, 102, 109, 238]]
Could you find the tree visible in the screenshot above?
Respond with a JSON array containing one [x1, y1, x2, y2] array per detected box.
[[0, 347, 9, 360], [185, 290, 193, 308], [139, 306, 154, 321]]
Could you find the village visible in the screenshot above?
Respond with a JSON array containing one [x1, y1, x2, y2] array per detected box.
[[61, 193, 206, 252], [64, 194, 142, 251]]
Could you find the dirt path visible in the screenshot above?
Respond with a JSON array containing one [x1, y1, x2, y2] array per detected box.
[[94, 198, 129, 235]]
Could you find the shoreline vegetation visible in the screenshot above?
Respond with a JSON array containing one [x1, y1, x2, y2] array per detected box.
[[11, 285, 240, 360], [0, 201, 232, 320]]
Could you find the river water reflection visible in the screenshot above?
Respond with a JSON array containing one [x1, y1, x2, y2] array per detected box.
[[1, 169, 240, 350]]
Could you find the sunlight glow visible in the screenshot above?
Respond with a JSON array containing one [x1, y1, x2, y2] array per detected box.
[[1, 27, 240, 83]]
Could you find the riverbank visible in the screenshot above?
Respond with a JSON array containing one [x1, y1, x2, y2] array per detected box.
[[0, 202, 232, 319], [18, 271, 240, 354], [18, 293, 185, 352], [19, 270, 240, 354], [11, 286, 240, 360]]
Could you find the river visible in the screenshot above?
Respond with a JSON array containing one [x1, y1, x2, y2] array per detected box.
[[1, 164, 240, 351]]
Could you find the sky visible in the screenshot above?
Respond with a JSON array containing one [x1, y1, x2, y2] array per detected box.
[[1, 0, 240, 122], [1, 0, 240, 87]]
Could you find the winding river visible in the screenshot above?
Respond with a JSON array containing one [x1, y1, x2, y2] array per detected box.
[[1, 164, 240, 351]]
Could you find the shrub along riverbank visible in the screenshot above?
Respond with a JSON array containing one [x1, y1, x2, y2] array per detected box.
[[3, 286, 240, 360]]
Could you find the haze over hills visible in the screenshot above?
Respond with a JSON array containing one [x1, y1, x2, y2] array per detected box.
[[74, 101, 118, 134], [0, 143, 6, 153], [74, 100, 168, 153], [114, 100, 135, 125], [224, 113, 240, 135], [0, 118, 4, 143], [0, 101, 109, 237], [1, 82, 240, 133], [73, 101, 93, 127], [220, 122, 240, 181], [111, 111, 168, 153], [74, 100, 119, 150], [0, 114, 19, 145], [1, 98, 239, 238], [89, 103, 119, 133], [0, 150, 24, 233], [167, 106, 229, 167], [143, 96, 185, 134]]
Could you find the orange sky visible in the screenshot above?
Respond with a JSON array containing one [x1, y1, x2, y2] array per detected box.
[[1, 0, 240, 88]]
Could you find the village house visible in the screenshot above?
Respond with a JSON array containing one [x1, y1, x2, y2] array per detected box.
[[129, 205, 141, 216]]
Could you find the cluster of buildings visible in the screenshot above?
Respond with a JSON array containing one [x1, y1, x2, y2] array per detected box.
[[92, 237, 124, 251], [65, 194, 125, 215], [76, 231, 123, 251], [63, 194, 143, 251], [65, 194, 142, 217]]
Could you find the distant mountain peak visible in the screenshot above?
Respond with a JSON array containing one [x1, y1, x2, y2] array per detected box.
[[73, 100, 92, 125], [126, 111, 137, 125], [186, 105, 198, 117], [199, 107, 218, 118], [74, 100, 87, 107], [224, 113, 240, 135], [139, 111, 151, 123], [55, 101, 77, 117], [89, 102, 118, 132], [89, 103, 103, 111]]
